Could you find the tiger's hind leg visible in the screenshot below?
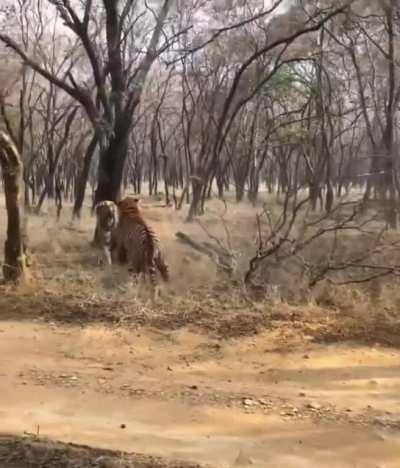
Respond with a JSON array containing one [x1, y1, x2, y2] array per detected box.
[[126, 247, 143, 290], [154, 249, 170, 282], [146, 260, 158, 302], [96, 247, 111, 267], [103, 246, 112, 266], [128, 264, 142, 287]]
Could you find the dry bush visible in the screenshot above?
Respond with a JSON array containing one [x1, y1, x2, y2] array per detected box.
[[244, 194, 400, 302]]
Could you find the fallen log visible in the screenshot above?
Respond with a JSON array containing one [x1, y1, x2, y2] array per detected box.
[[175, 231, 235, 275]]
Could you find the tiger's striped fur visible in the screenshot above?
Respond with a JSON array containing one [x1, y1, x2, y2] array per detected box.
[[94, 200, 117, 266], [113, 197, 170, 287]]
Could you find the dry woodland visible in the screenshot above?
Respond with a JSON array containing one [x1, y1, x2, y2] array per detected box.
[[1, 1, 400, 467]]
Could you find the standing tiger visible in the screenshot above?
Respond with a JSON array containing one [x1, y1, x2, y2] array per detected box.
[[94, 200, 117, 266], [111, 196, 170, 288]]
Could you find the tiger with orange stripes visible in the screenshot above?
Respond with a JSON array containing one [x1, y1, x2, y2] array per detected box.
[[96, 197, 169, 291]]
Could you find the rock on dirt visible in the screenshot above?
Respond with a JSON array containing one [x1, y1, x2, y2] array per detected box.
[[242, 398, 257, 407], [306, 401, 322, 410]]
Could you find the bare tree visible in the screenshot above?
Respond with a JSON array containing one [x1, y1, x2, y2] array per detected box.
[[0, 0, 177, 209]]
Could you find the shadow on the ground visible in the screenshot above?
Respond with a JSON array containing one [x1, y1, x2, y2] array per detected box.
[[2, 282, 400, 347], [0, 434, 207, 468]]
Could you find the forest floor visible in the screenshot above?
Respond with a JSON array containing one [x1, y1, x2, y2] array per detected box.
[[0, 194, 400, 467]]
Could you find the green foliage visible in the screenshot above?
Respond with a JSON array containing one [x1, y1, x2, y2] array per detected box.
[[277, 122, 308, 144], [265, 66, 310, 100], [269, 69, 296, 90]]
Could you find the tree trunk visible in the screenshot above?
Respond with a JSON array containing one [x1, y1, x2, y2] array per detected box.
[[309, 182, 323, 211], [92, 129, 129, 245], [186, 177, 203, 222], [94, 133, 129, 205], [235, 183, 245, 202], [30, 174, 36, 206], [23, 167, 32, 211], [162, 155, 171, 206], [216, 176, 224, 199], [73, 135, 98, 220], [35, 163, 57, 214], [55, 177, 64, 222], [0, 132, 28, 282], [325, 181, 334, 213]]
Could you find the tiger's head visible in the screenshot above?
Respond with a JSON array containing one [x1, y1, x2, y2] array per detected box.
[[117, 196, 141, 219], [94, 200, 117, 230]]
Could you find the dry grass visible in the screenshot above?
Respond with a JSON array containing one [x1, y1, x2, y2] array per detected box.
[[1, 192, 400, 347]]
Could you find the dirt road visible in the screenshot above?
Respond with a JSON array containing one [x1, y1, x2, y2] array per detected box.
[[0, 319, 399, 467]]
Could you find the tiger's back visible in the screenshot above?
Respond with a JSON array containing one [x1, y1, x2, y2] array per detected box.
[[115, 197, 170, 284]]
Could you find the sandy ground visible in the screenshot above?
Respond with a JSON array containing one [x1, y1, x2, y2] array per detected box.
[[0, 320, 400, 467], [0, 195, 400, 467]]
